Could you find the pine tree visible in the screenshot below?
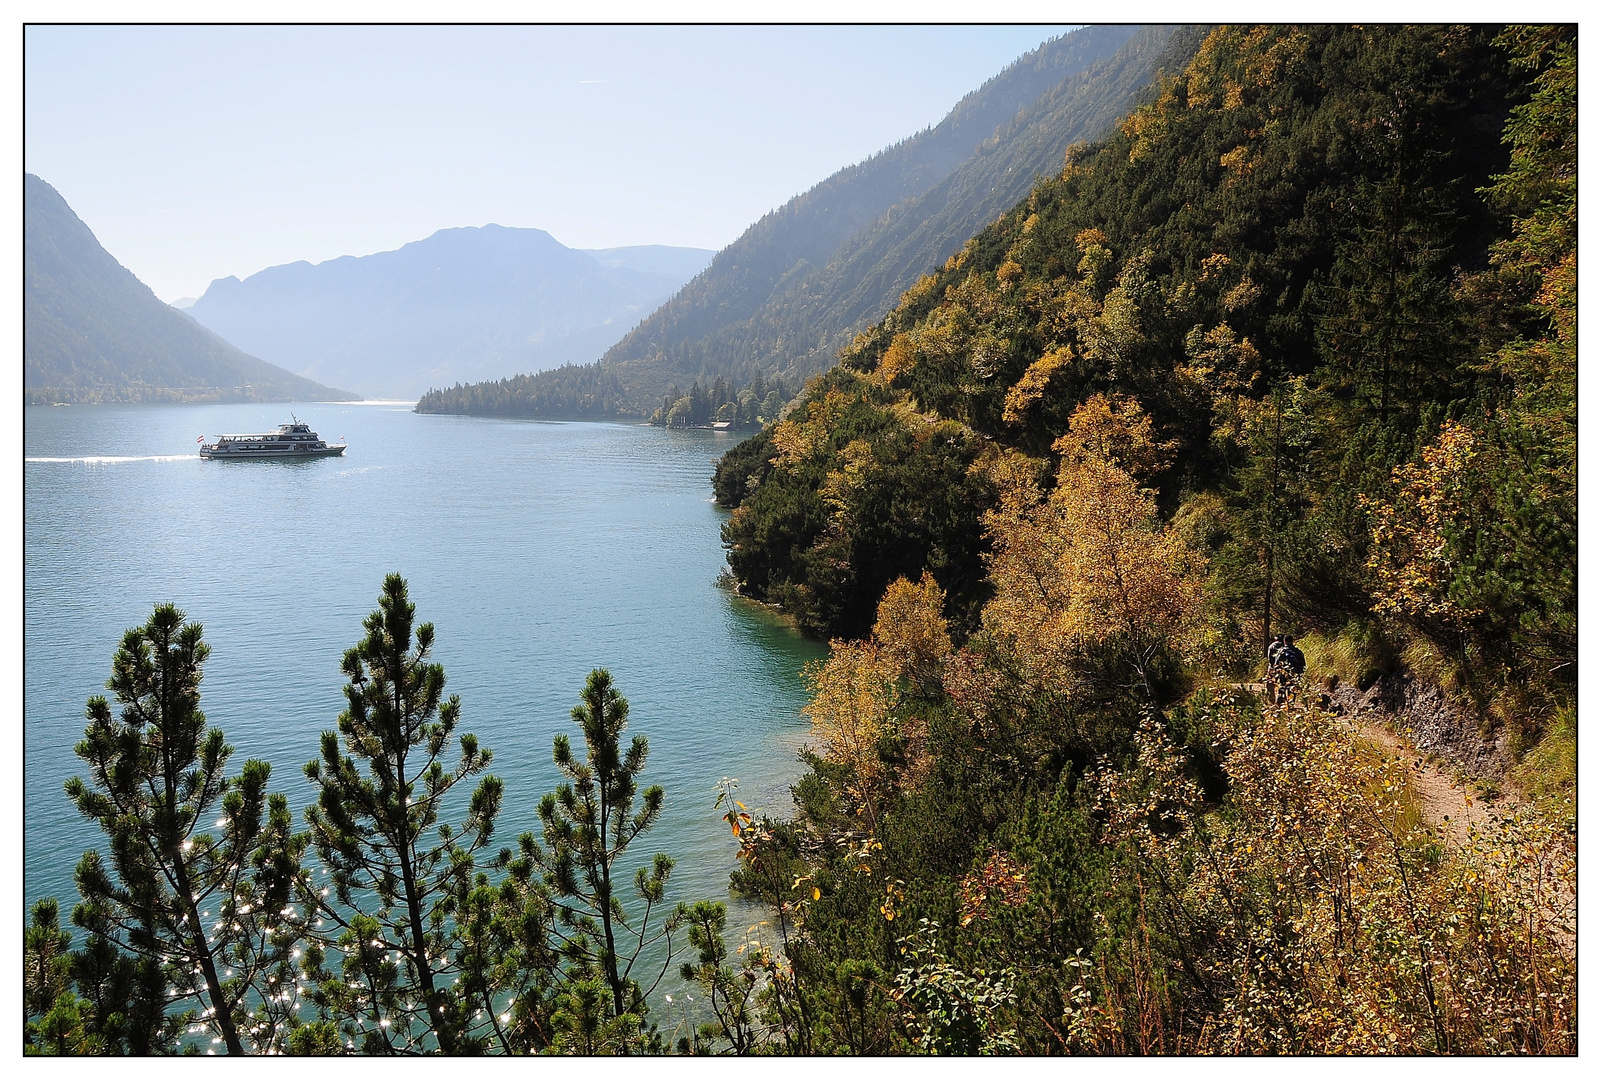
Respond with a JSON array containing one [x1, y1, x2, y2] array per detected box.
[[22, 898, 96, 1055], [689, 382, 712, 426], [530, 669, 682, 1049], [677, 899, 762, 1054], [301, 574, 502, 1053], [448, 849, 561, 1053], [63, 603, 306, 1055], [23, 899, 72, 1025], [66, 890, 176, 1054], [1314, 171, 1465, 431], [21, 893, 174, 1055], [1213, 378, 1322, 649]]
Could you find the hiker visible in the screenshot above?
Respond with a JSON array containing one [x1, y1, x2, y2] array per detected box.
[[1281, 635, 1306, 676], [1267, 634, 1285, 668]]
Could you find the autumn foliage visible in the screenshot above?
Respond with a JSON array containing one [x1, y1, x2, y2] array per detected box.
[[984, 396, 1204, 699], [1067, 694, 1575, 1054], [726, 24, 1576, 1058]]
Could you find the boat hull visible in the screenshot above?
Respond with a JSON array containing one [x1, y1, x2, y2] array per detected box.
[[200, 445, 346, 460]]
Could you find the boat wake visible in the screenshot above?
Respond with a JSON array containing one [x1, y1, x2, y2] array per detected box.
[[26, 454, 194, 465]]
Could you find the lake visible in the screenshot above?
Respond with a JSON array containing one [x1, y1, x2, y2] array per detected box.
[[23, 401, 826, 989]]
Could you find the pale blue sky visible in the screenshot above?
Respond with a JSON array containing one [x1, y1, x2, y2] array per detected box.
[[25, 24, 1080, 301]]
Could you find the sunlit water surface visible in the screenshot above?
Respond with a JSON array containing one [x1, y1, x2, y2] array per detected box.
[[25, 401, 824, 1012]]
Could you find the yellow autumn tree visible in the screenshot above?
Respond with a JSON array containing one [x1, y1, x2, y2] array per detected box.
[[802, 638, 896, 832], [803, 573, 953, 826], [1362, 420, 1482, 626], [983, 395, 1204, 700], [871, 571, 953, 696], [1002, 345, 1074, 425], [877, 333, 918, 385]]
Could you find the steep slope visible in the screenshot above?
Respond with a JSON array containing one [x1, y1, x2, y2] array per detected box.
[[420, 25, 1195, 418], [186, 227, 713, 400], [24, 174, 355, 406], [614, 24, 1192, 393], [705, 29, 1575, 1057], [602, 26, 1143, 367], [718, 23, 1555, 655]]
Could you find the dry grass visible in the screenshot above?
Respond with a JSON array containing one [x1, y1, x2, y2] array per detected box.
[[1511, 705, 1576, 815], [1294, 620, 1399, 687]]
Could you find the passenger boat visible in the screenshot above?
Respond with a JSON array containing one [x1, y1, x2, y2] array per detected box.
[[199, 417, 346, 460]]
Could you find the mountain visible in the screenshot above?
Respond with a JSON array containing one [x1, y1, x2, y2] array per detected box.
[[24, 174, 355, 406], [185, 228, 714, 399], [418, 24, 1201, 419], [702, 28, 1575, 1055], [716, 23, 1537, 644]]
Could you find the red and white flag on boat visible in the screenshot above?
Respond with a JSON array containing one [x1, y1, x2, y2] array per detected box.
[[197, 435, 204, 443]]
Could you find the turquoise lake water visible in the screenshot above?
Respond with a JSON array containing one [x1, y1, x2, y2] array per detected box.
[[24, 402, 826, 984]]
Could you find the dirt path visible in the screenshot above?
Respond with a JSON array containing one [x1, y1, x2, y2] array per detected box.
[[1350, 712, 1574, 959], [1245, 679, 1574, 957], [1352, 719, 1496, 847], [1245, 675, 1501, 845]]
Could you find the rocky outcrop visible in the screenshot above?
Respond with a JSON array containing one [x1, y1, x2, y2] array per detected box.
[[1325, 670, 1511, 780]]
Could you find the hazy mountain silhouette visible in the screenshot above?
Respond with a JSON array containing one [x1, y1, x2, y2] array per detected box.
[[186, 227, 714, 399], [24, 174, 355, 405], [582, 245, 719, 280]]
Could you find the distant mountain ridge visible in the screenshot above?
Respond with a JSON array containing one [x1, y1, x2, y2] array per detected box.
[[186, 228, 714, 399], [419, 24, 1201, 419], [24, 174, 354, 406], [581, 245, 717, 280]]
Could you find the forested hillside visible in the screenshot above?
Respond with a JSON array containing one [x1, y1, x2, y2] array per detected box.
[[24, 174, 355, 405], [417, 25, 1197, 419], [710, 25, 1575, 1053]]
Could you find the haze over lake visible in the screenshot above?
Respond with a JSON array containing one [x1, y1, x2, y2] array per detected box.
[[24, 402, 824, 929]]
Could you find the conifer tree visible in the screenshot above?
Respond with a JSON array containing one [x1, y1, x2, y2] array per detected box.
[[64, 603, 306, 1055], [22, 892, 179, 1055], [23, 899, 73, 1025], [448, 855, 562, 1054], [677, 899, 763, 1054], [301, 574, 503, 1053], [531, 669, 682, 1047], [1470, 24, 1577, 678], [22, 898, 95, 1055], [63, 890, 176, 1054], [1212, 378, 1321, 650]]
